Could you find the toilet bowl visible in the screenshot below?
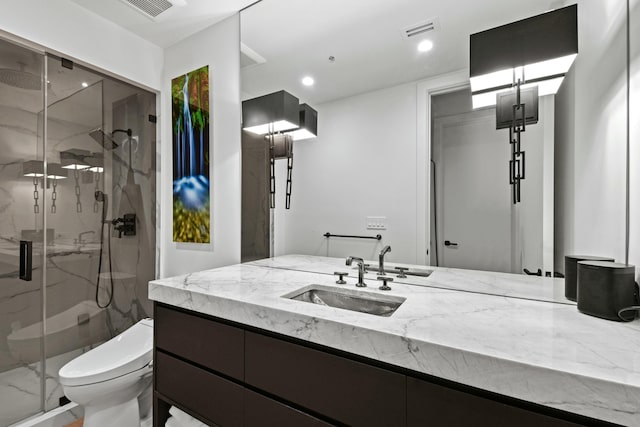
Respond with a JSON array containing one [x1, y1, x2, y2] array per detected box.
[[58, 319, 154, 427]]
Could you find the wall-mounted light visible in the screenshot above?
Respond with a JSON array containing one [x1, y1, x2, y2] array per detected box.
[[469, 4, 578, 109], [286, 104, 318, 141], [242, 90, 300, 135], [61, 149, 91, 170]]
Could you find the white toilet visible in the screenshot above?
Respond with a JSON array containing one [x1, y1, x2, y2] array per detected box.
[[59, 319, 154, 427]]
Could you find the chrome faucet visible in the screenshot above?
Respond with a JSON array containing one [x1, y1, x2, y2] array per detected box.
[[378, 245, 391, 275], [346, 256, 367, 287], [76, 230, 96, 244]]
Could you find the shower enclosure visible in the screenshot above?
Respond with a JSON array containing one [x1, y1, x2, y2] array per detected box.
[[0, 37, 157, 426]]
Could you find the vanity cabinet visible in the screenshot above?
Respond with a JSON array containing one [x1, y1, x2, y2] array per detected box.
[[244, 389, 332, 427], [406, 377, 581, 427], [245, 331, 406, 426], [153, 303, 612, 427]]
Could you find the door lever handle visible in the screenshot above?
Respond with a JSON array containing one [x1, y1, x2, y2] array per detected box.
[[19, 240, 32, 281], [444, 240, 458, 247]]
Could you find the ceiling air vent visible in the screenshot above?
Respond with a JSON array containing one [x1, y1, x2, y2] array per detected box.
[[401, 18, 439, 39], [120, 0, 174, 19]]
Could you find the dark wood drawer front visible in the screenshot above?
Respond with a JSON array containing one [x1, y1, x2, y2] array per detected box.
[[155, 304, 244, 380], [407, 377, 581, 427], [156, 351, 243, 427], [245, 332, 406, 427], [244, 388, 335, 427]]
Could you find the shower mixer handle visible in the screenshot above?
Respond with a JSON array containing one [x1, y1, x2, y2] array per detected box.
[[112, 214, 137, 238]]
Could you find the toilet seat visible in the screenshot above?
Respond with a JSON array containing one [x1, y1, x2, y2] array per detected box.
[[59, 319, 153, 387]]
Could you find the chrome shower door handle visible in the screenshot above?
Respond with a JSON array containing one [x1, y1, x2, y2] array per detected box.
[[19, 240, 32, 281]]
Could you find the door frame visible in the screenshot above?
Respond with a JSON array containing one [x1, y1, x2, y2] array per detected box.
[[415, 69, 468, 265]]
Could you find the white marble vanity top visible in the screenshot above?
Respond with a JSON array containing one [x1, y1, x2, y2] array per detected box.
[[149, 255, 640, 426]]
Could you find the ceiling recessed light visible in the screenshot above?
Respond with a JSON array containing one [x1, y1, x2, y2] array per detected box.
[[81, 82, 89, 88], [302, 76, 315, 86], [418, 40, 434, 53]]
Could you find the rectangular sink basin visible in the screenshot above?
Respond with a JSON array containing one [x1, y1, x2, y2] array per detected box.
[[283, 285, 405, 317]]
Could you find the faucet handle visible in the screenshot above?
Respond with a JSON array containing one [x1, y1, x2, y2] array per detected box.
[[377, 276, 393, 291], [394, 267, 408, 278], [334, 272, 348, 284]]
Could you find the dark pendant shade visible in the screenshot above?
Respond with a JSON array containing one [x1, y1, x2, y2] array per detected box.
[[47, 163, 68, 180], [242, 90, 300, 135], [23, 160, 44, 177], [60, 148, 91, 170], [22, 160, 67, 179], [469, 4, 578, 108], [286, 104, 318, 141]]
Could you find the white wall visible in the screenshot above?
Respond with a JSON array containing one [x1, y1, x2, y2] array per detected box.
[[0, 0, 163, 90], [629, 0, 640, 270], [161, 14, 241, 277], [555, 0, 629, 272], [273, 82, 418, 264]]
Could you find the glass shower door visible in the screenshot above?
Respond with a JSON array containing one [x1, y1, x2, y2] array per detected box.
[[43, 55, 109, 411], [0, 39, 46, 426]]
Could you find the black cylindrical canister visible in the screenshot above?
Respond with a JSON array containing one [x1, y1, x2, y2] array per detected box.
[[564, 255, 614, 301], [577, 261, 637, 322]]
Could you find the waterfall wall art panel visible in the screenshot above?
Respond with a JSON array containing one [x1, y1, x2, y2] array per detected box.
[[172, 65, 211, 243]]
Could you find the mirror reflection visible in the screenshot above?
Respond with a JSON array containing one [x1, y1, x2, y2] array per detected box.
[[240, 0, 629, 282]]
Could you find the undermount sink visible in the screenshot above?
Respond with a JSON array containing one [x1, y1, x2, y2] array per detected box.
[[284, 285, 405, 317]]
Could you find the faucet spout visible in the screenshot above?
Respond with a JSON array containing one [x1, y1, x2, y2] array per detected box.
[[378, 245, 391, 275], [76, 230, 96, 244], [346, 256, 367, 287]]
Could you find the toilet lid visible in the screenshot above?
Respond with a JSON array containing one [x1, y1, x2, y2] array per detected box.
[[59, 319, 153, 386]]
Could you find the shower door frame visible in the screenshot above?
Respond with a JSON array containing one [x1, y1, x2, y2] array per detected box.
[[0, 33, 48, 425]]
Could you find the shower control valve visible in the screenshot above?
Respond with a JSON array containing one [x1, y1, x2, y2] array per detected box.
[[113, 213, 136, 238]]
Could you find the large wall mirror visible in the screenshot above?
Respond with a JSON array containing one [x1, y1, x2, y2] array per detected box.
[[240, 0, 631, 278]]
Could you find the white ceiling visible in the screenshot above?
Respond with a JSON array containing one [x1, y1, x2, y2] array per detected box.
[[70, 0, 256, 47], [241, 0, 564, 105]]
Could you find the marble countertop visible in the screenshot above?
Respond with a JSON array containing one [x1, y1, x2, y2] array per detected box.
[[149, 255, 640, 426]]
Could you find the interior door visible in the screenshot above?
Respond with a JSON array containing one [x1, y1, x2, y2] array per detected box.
[[433, 109, 513, 273]]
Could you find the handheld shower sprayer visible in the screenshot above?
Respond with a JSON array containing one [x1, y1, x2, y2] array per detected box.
[[94, 190, 113, 308], [94, 190, 109, 223]]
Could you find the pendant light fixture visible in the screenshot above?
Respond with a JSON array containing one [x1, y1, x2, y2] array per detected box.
[[61, 149, 91, 170], [286, 104, 318, 141], [242, 91, 319, 210], [469, 4, 578, 203], [469, 4, 578, 109], [242, 90, 300, 135]]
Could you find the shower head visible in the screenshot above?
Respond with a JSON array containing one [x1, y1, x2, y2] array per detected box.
[[0, 69, 41, 90], [0, 61, 41, 91], [88, 128, 119, 150]]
